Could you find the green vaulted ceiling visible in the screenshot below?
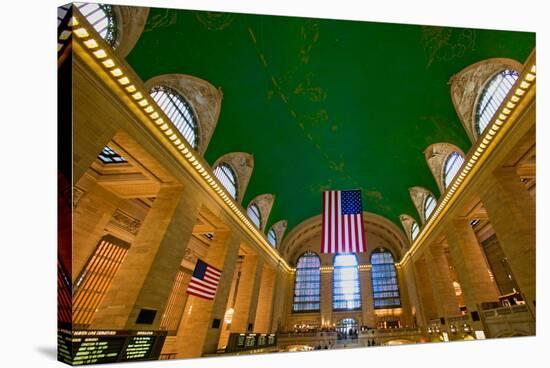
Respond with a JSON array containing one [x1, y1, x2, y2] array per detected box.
[[127, 7, 535, 235]]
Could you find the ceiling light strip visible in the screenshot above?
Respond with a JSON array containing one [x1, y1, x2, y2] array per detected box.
[[71, 13, 291, 272], [400, 52, 536, 266]]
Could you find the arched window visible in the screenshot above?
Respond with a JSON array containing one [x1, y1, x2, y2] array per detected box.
[[424, 195, 436, 221], [247, 203, 261, 229], [333, 254, 361, 310], [371, 248, 401, 309], [76, 3, 118, 46], [475, 69, 519, 135], [293, 252, 321, 312], [213, 163, 238, 199], [150, 86, 199, 149], [410, 221, 419, 241], [443, 151, 465, 189], [267, 228, 277, 247]]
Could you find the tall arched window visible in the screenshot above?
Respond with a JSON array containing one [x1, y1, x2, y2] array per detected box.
[[213, 163, 238, 199], [293, 252, 321, 312], [424, 195, 436, 221], [371, 248, 401, 309], [475, 69, 519, 135], [247, 203, 261, 229], [150, 86, 199, 149], [76, 3, 118, 46], [267, 228, 277, 247], [410, 221, 419, 241], [333, 254, 361, 310], [443, 151, 465, 189]]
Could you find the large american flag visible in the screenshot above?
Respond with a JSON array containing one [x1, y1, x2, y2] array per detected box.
[[186, 259, 222, 300], [321, 190, 366, 253]]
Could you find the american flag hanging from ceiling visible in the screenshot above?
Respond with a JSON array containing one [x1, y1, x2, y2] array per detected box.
[[321, 190, 366, 253], [186, 259, 222, 300]]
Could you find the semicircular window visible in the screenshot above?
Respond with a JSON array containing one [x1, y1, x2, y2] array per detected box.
[[213, 163, 238, 199], [76, 3, 118, 46], [443, 151, 465, 189], [247, 203, 261, 229], [423, 194, 436, 221], [149, 86, 199, 149], [410, 221, 419, 241], [267, 228, 277, 247], [475, 69, 519, 135]]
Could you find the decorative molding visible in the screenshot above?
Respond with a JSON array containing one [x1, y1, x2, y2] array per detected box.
[[399, 214, 417, 245], [423, 143, 465, 193], [107, 209, 142, 235], [213, 152, 254, 204], [408, 187, 435, 224], [144, 74, 223, 156], [113, 6, 150, 59], [248, 194, 275, 230], [449, 57, 522, 142]]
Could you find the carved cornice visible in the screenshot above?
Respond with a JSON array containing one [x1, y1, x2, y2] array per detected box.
[[424, 143, 465, 193], [107, 209, 142, 235], [449, 57, 522, 142], [144, 74, 223, 156], [113, 6, 150, 59], [213, 152, 254, 204]]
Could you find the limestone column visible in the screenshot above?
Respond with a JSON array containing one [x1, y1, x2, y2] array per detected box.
[[478, 168, 536, 311], [396, 266, 412, 328], [424, 244, 461, 319], [253, 265, 277, 333], [402, 261, 425, 327], [175, 230, 241, 358], [412, 256, 438, 323], [360, 269, 375, 328], [320, 269, 333, 327], [270, 264, 290, 333], [445, 218, 499, 320], [229, 254, 264, 333], [90, 183, 202, 329]]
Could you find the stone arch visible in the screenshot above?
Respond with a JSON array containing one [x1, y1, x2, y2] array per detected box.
[[144, 74, 223, 156], [246, 194, 275, 231], [105, 6, 150, 59], [269, 220, 288, 249], [399, 214, 418, 245], [424, 143, 466, 193], [212, 152, 254, 204], [449, 57, 522, 142], [408, 186, 436, 224], [282, 212, 408, 265]]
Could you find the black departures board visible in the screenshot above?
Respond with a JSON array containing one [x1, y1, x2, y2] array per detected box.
[[57, 328, 167, 365]]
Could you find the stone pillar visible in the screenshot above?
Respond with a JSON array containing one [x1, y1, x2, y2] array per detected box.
[[253, 265, 277, 333], [229, 254, 264, 333], [401, 261, 424, 327], [175, 230, 241, 358], [413, 256, 438, 323], [320, 270, 333, 327], [445, 218, 499, 320], [270, 265, 290, 333], [90, 184, 201, 329], [360, 269, 375, 328], [424, 244, 461, 319], [478, 168, 536, 312], [396, 267, 412, 328]]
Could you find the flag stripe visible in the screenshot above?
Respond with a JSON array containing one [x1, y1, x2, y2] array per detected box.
[[320, 190, 366, 254]]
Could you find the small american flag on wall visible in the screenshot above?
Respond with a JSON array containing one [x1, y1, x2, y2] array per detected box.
[[321, 190, 366, 253], [186, 259, 222, 300]]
